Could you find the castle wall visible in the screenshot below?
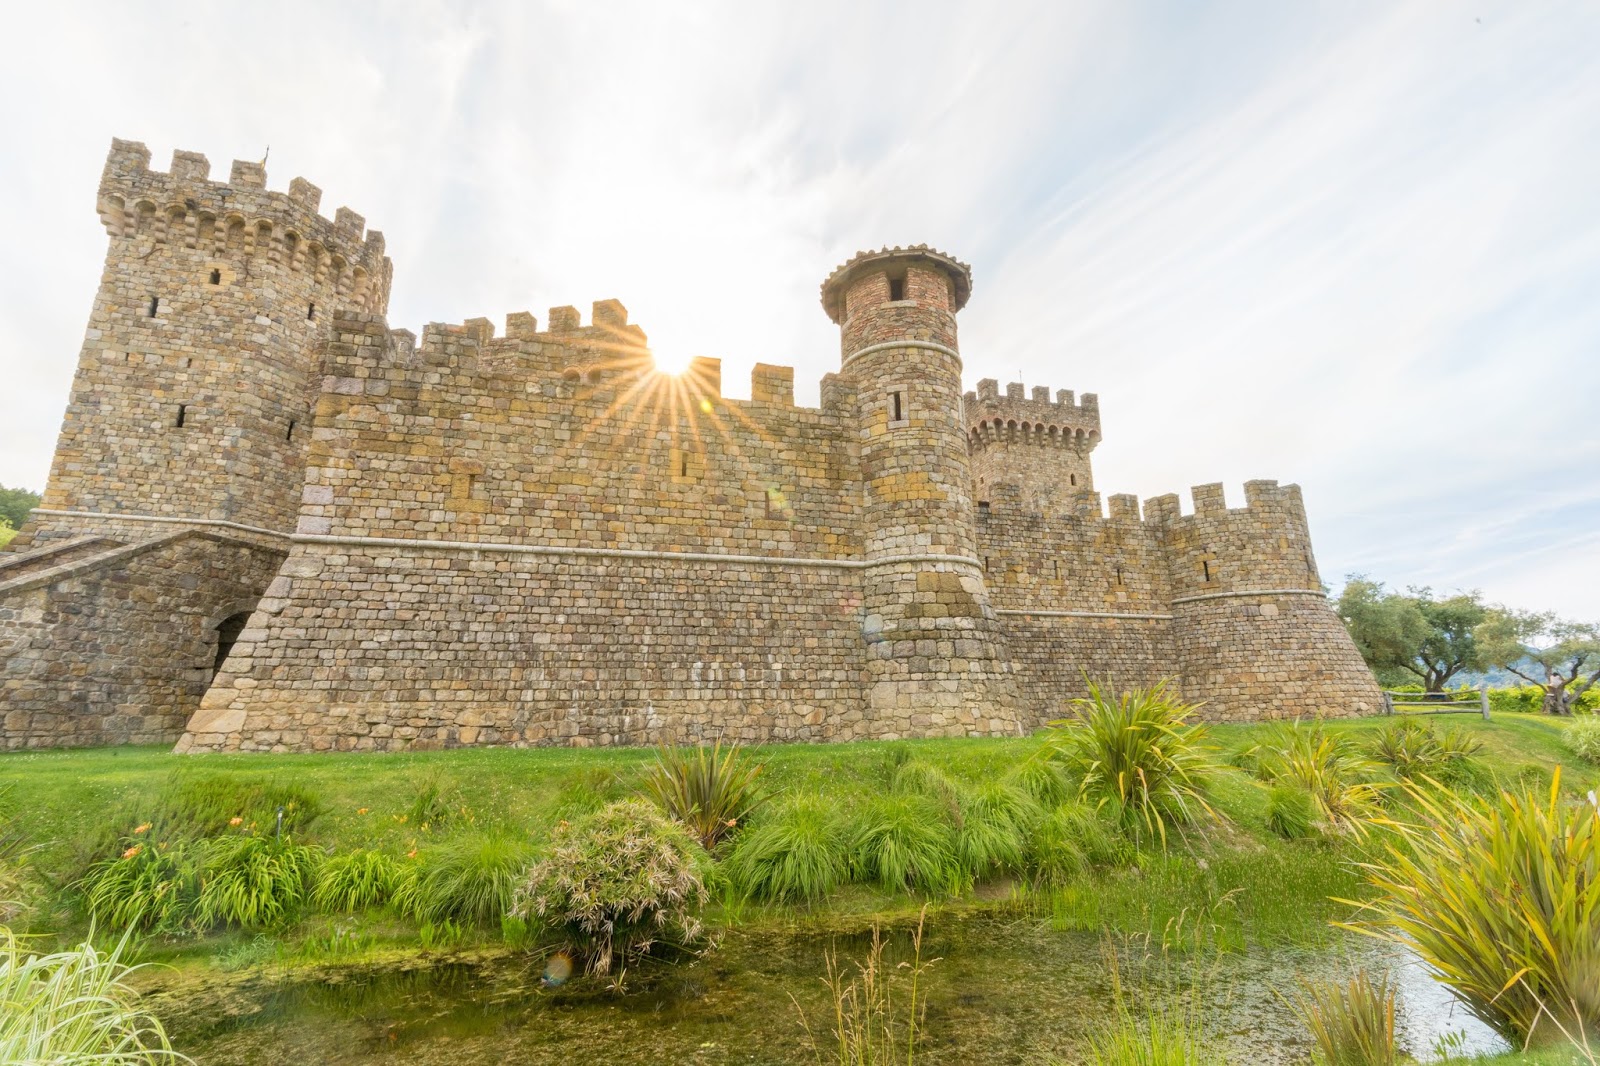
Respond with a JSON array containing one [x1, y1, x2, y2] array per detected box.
[[0, 532, 286, 749]]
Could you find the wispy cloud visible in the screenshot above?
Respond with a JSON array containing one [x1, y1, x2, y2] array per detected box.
[[0, 0, 1594, 619]]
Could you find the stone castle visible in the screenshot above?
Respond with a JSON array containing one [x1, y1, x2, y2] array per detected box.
[[0, 139, 1381, 752]]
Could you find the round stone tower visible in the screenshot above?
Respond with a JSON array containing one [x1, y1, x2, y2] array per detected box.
[[821, 246, 1024, 737]]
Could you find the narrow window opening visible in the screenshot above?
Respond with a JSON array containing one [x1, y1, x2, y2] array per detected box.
[[890, 390, 904, 422], [175, 404, 187, 428], [286, 419, 297, 442], [1115, 566, 1123, 586], [1053, 559, 1061, 580], [148, 296, 159, 318], [307, 302, 316, 321], [1203, 559, 1212, 582], [1070, 473, 1077, 486], [977, 501, 990, 516], [887, 276, 905, 301], [680, 454, 689, 478], [208, 269, 221, 285]]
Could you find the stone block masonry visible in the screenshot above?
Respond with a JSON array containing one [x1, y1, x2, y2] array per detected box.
[[0, 140, 1381, 752]]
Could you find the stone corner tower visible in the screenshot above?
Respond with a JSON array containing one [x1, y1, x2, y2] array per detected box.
[[820, 245, 1025, 738], [17, 137, 392, 549]]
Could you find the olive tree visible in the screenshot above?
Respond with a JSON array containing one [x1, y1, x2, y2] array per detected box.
[[1476, 611, 1600, 716], [1336, 577, 1493, 691]]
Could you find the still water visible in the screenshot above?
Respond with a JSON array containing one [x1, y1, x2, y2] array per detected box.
[[151, 913, 1504, 1064]]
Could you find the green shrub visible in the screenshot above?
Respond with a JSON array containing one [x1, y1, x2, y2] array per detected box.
[[194, 834, 322, 931], [845, 793, 962, 894], [396, 831, 532, 927], [1027, 801, 1128, 886], [83, 837, 199, 934], [1006, 755, 1074, 808], [1253, 722, 1386, 836], [0, 926, 181, 1064], [1567, 716, 1600, 764], [952, 780, 1038, 880], [1371, 718, 1484, 783], [1049, 679, 1216, 847], [513, 799, 711, 977], [1352, 770, 1600, 1042], [312, 849, 401, 914], [1265, 783, 1317, 840], [640, 741, 765, 851], [1288, 970, 1397, 1066], [724, 793, 848, 904]]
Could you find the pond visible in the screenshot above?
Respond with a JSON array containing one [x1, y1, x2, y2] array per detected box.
[[150, 912, 1505, 1064]]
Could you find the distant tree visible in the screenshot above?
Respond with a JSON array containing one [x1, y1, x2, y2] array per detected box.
[[1475, 611, 1600, 717], [0, 484, 40, 530], [1336, 577, 1494, 692], [0, 516, 13, 549]]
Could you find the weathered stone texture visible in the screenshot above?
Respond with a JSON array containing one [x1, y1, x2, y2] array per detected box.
[[2, 142, 1382, 752]]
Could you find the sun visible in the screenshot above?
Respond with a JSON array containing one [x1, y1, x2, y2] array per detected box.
[[650, 347, 696, 376]]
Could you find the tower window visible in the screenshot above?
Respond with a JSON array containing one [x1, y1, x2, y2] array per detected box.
[[1070, 473, 1077, 486], [680, 454, 689, 478], [1202, 559, 1212, 582], [307, 302, 316, 321], [1115, 566, 1123, 586], [887, 276, 905, 301], [286, 419, 297, 442], [175, 404, 187, 428], [148, 296, 159, 318], [977, 501, 990, 515], [209, 269, 221, 285], [890, 390, 904, 422]]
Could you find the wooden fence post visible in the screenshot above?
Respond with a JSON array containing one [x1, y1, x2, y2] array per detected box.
[[1382, 691, 1394, 716], [1479, 685, 1491, 720]]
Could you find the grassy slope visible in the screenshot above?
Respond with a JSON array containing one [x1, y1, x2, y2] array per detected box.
[[1, 713, 1594, 947]]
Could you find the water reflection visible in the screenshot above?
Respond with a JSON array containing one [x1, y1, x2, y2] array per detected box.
[[152, 915, 1505, 1065]]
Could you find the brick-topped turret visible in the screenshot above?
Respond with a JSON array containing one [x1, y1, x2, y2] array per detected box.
[[966, 378, 1102, 515]]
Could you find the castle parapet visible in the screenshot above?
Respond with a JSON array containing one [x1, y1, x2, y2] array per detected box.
[[97, 139, 391, 314], [965, 378, 1101, 451]]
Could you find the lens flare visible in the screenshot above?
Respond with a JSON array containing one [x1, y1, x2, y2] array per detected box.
[[542, 951, 573, 987]]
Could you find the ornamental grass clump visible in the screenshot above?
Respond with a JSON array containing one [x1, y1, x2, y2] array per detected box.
[[0, 926, 186, 1064], [1049, 679, 1216, 847], [312, 849, 402, 914], [1288, 970, 1398, 1066], [641, 740, 766, 851], [724, 793, 849, 904], [952, 780, 1039, 881], [83, 837, 199, 934], [1371, 718, 1484, 783], [845, 794, 963, 895], [396, 830, 532, 926], [513, 799, 711, 978], [1348, 768, 1600, 1044], [1253, 722, 1387, 837], [1027, 801, 1129, 886], [1264, 782, 1317, 840], [194, 833, 322, 931], [1568, 716, 1600, 765]]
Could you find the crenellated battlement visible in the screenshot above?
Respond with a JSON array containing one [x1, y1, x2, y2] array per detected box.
[[96, 139, 391, 314], [1140, 480, 1307, 527], [964, 378, 1101, 451]]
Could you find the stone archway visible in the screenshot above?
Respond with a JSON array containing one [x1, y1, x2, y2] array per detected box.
[[211, 610, 253, 681]]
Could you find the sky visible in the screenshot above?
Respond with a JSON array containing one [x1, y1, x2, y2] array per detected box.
[[1, 1, 1596, 620]]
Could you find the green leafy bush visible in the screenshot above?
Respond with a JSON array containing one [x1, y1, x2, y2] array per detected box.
[[513, 799, 711, 977], [1288, 970, 1397, 1066], [1567, 716, 1600, 764], [1027, 801, 1128, 886], [724, 793, 848, 904], [1265, 783, 1317, 840], [312, 849, 401, 914], [396, 831, 532, 926], [194, 834, 322, 931], [0, 926, 181, 1064], [83, 837, 198, 934], [1049, 679, 1216, 846], [845, 793, 962, 894], [1352, 771, 1600, 1042], [641, 741, 765, 851], [952, 780, 1039, 880]]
